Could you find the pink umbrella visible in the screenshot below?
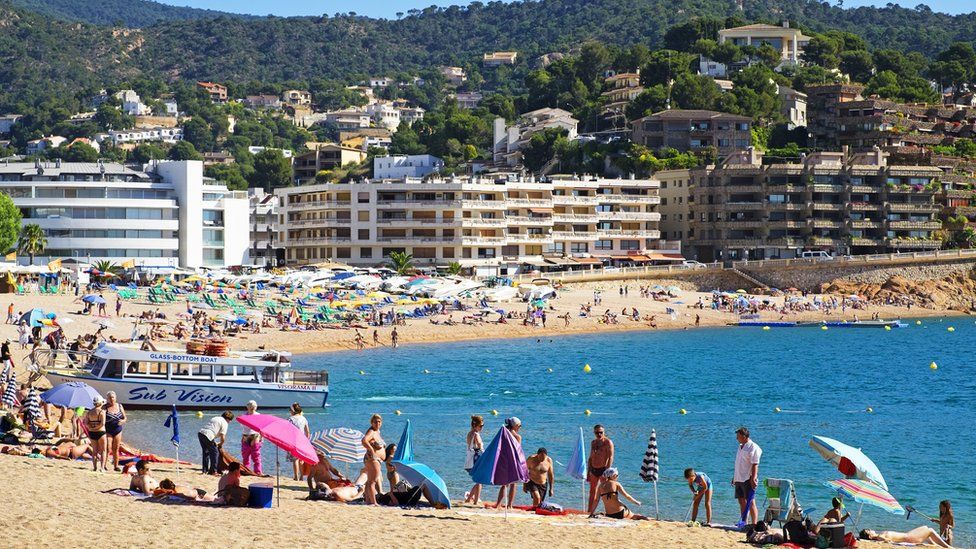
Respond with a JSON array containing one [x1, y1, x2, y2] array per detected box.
[[236, 414, 318, 507]]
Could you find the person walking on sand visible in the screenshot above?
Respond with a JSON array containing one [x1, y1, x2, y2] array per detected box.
[[6, 303, 13, 324], [362, 414, 386, 505], [391, 328, 399, 349], [733, 426, 762, 525], [354, 330, 365, 351], [463, 415, 485, 505], [372, 330, 379, 346], [524, 448, 554, 506], [198, 411, 234, 475], [240, 400, 263, 475], [495, 417, 522, 510], [586, 424, 614, 515], [104, 391, 127, 471], [85, 396, 108, 472], [288, 403, 311, 480], [684, 467, 713, 524]]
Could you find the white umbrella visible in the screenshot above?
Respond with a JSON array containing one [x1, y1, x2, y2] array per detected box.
[[93, 319, 115, 329], [639, 429, 660, 519]]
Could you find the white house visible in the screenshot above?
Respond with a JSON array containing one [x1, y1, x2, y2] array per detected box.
[[0, 114, 22, 136], [368, 77, 393, 89], [116, 90, 150, 117], [456, 92, 483, 110], [26, 136, 68, 156], [493, 108, 579, 167], [373, 155, 444, 179], [95, 127, 183, 147], [366, 103, 401, 131]]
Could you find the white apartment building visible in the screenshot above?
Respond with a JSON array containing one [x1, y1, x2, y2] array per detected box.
[[493, 109, 579, 167], [248, 188, 282, 267], [779, 85, 808, 129], [116, 90, 150, 117], [0, 160, 249, 268], [373, 155, 444, 179], [96, 127, 183, 147], [0, 114, 22, 136], [275, 173, 668, 276], [365, 103, 401, 131], [718, 23, 811, 65], [323, 109, 372, 130], [455, 92, 483, 110]]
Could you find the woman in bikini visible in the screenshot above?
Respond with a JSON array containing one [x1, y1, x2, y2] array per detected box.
[[361, 413, 386, 505], [103, 391, 126, 471], [84, 397, 107, 472], [860, 527, 954, 548], [592, 468, 648, 520], [44, 437, 93, 460]]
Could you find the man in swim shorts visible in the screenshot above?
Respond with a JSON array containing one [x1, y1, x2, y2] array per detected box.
[[523, 448, 554, 506], [587, 425, 614, 513]]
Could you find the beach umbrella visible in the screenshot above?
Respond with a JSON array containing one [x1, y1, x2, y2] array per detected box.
[[639, 429, 660, 519], [310, 427, 366, 463], [93, 319, 115, 329], [82, 295, 105, 304], [163, 404, 181, 473], [40, 382, 101, 409], [237, 414, 319, 507], [19, 308, 46, 328], [824, 478, 904, 517], [809, 436, 888, 490], [468, 427, 529, 486], [391, 420, 452, 509], [22, 386, 41, 424], [565, 427, 587, 509], [0, 362, 9, 386], [2, 370, 17, 408]]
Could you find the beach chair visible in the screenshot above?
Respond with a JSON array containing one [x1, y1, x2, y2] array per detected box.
[[762, 478, 807, 529]]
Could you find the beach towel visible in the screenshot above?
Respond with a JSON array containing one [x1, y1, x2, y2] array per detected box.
[[102, 488, 150, 499]]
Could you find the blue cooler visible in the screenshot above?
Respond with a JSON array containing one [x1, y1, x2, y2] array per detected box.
[[248, 482, 274, 508]]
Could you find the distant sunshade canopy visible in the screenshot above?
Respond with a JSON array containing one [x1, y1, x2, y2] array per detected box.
[[468, 426, 528, 486], [809, 435, 888, 491]]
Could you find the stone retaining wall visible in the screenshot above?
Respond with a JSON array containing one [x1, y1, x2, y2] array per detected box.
[[740, 259, 976, 292]]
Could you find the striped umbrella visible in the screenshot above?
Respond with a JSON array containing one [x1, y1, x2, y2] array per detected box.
[[639, 429, 660, 518], [22, 386, 42, 423], [1, 370, 17, 408], [0, 363, 9, 385], [824, 478, 905, 515], [810, 436, 888, 491], [310, 428, 366, 463]]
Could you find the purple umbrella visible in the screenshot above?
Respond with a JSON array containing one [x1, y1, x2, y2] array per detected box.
[[469, 426, 528, 486]]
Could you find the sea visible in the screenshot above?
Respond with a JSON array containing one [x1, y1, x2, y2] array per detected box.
[[124, 319, 975, 545]]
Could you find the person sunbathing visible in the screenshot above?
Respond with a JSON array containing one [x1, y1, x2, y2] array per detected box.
[[307, 450, 350, 492], [129, 460, 160, 495], [45, 438, 93, 460], [590, 468, 648, 520], [860, 527, 955, 548]]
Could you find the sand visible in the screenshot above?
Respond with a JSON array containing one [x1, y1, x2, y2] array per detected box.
[[0, 455, 900, 549], [0, 282, 961, 360]]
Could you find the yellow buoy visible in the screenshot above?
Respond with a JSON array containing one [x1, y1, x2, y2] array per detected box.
[[821, 325, 828, 331], [584, 409, 591, 416], [866, 407, 873, 413], [930, 362, 938, 370], [583, 364, 592, 373], [947, 326, 955, 332], [884, 326, 891, 331], [359, 370, 365, 375], [762, 326, 771, 331], [491, 409, 498, 416], [395, 410, 402, 416], [679, 408, 687, 415], [774, 407, 781, 413], [195, 411, 204, 418], [916, 320, 922, 325]]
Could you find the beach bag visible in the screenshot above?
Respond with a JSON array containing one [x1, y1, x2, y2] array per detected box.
[[222, 486, 250, 507], [784, 520, 816, 545], [844, 533, 858, 548]]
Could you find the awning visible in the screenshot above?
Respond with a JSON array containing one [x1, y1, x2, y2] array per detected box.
[[610, 254, 650, 261], [544, 258, 576, 266], [528, 208, 553, 214], [646, 253, 685, 262], [572, 257, 604, 265], [520, 258, 548, 267]]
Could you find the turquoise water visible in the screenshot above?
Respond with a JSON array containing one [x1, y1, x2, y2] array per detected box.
[[125, 320, 975, 545]]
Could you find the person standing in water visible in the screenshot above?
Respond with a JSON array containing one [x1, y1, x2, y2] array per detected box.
[[586, 424, 614, 515]]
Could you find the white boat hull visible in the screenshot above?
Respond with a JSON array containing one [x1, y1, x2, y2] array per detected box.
[[45, 372, 328, 410]]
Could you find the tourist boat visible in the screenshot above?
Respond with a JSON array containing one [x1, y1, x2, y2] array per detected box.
[[42, 343, 328, 410]]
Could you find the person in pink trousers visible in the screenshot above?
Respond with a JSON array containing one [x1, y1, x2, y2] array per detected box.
[[240, 400, 263, 474]]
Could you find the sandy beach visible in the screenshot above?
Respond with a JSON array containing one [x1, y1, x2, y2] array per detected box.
[[0, 280, 961, 359], [1, 454, 901, 549]]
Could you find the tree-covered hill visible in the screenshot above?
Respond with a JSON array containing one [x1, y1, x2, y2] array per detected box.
[[10, 0, 245, 27]]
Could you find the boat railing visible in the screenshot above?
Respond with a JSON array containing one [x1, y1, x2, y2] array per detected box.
[[24, 348, 95, 383], [261, 367, 328, 386]]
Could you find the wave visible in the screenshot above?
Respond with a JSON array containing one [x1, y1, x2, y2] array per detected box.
[[358, 395, 466, 402]]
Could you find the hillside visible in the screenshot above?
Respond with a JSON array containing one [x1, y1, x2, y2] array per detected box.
[[0, 0, 975, 102], [9, 0, 244, 27]]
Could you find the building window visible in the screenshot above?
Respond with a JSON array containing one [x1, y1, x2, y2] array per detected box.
[[620, 240, 640, 250], [477, 248, 495, 258], [595, 240, 612, 250], [358, 192, 370, 204], [358, 211, 370, 222], [358, 229, 370, 241], [360, 248, 373, 258], [336, 248, 351, 259], [661, 197, 668, 205], [570, 243, 588, 253]]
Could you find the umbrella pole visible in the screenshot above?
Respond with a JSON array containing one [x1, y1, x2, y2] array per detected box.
[[653, 481, 660, 520], [276, 446, 280, 508], [854, 502, 863, 531]]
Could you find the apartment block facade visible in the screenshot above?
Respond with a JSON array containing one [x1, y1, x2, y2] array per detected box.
[[275, 174, 671, 276], [689, 148, 944, 261], [631, 110, 752, 156]]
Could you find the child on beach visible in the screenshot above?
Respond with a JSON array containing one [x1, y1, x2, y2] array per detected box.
[[684, 468, 712, 524]]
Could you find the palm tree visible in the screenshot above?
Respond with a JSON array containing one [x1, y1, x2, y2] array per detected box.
[[17, 224, 47, 266], [446, 261, 463, 276], [388, 251, 414, 275], [93, 260, 121, 277]]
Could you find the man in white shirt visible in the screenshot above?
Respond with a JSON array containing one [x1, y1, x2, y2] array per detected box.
[[198, 410, 234, 475], [732, 426, 762, 525]]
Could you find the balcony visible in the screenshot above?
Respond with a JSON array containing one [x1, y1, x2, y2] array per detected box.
[[377, 199, 462, 208], [552, 195, 599, 206], [725, 201, 766, 211], [286, 218, 351, 228], [850, 237, 882, 246], [552, 213, 598, 223], [375, 236, 458, 244], [551, 231, 598, 241], [809, 219, 843, 229], [766, 202, 808, 211], [808, 237, 841, 246], [461, 236, 506, 245], [599, 211, 661, 221], [460, 199, 507, 210], [886, 203, 941, 213], [286, 200, 350, 211], [767, 237, 802, 246], [506, 216, 554, 225], [885, 238, 941, 249], [810, 184, 844, 193], [376, 218, 460, 226], [461, 217, 507, 227], [598, 194, 660, 204], [596, 229, 661, 239], [849, 220, 883, 229], [766, 221, 807, 229], [812, 203, 843, 211], [505, 198, 551, 207], [850, 185, 881, 193], [286, 236, 351, 244], [849, 202, 883, 211], [505, 233, 553, 244], [887, 220, 942, 230], [720, 220, 765, 229]]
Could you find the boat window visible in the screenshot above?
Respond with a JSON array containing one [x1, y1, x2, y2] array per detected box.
[[125, 361, 168, 379], [214, 365, 257, 382], [88, 357, 107, 375], [172, 364, 213, 380], [101, 359, 124, 378]]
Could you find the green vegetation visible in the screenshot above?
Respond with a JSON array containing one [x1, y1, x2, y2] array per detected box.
[[0, 193, 23, 254], [17, 223, 47, 265], [10, 0, 245, 27], [388, 251, 414, 275]]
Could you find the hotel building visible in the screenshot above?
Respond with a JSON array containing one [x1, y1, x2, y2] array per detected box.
[[0, 160, 249, 268], [275, 174, 676, 276]]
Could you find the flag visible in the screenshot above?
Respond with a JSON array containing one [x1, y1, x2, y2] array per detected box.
[[565, 427, 587, 480], [47, 258, 62, 272], [163, 404, 180, 446], [4, 251, 15, 261], [121, 259, 135, 269]]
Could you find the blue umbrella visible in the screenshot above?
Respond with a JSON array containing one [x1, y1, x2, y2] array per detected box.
[[565, 427, 586, 480], [392, 420, 452, 508], [163, 404, 180, 446], [82, 295, 106, 305], [19, 308, 45, 328], [40, 382, 101, 409], [469, 427, 529, 486]]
